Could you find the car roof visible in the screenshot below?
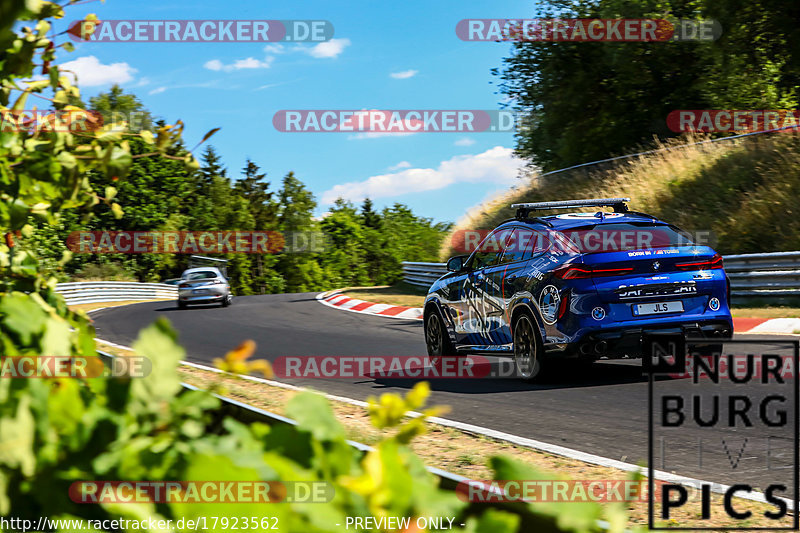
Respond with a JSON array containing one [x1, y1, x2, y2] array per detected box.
[[181, 267, 222, 275], [498, 211, 666, 231]]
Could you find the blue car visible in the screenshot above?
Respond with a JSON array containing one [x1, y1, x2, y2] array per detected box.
[[423, 198, 733, 380]]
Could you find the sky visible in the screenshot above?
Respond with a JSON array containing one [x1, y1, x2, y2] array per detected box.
[[53, 0, 538, 224]]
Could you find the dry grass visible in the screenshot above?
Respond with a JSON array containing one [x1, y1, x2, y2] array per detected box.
[[341, 283, 427, 308], [442, 132, 800, 259], [69, 299, 170, 314]]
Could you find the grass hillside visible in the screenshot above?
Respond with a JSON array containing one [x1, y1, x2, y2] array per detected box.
[[442, 132, 800, 259]]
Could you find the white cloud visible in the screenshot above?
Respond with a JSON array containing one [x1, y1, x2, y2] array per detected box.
[[390, 69, 418, 79], [263, 44, 285, 54], [305, 38, 350, 58], [148, 86, 167, 95], [321, 146, 522, 204], [454, 137, 476, 146], [135, 77, 151, 87], [204, 56, 274, 72], [60, 56, 136, 87], [388, 161, 412, 171]]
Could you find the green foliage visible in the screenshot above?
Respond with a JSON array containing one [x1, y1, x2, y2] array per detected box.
[[497, 0, 800, 170], [89, 84, 154, 132]]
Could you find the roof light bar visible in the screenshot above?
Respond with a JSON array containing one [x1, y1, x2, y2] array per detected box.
[[512, 198, 630, 211], [512, 198, 631, 219]]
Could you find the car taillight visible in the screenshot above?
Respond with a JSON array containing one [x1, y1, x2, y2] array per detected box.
[[557, 291, 570, 320], [676, 253, 723, 270], [554, 265, 634, 279], [179, 283, 189, 289], [726, 275, 731, 304]]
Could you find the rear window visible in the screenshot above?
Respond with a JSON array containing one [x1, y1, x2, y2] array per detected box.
[[184, 271, 218, 280], [557, 223, 694, 253]]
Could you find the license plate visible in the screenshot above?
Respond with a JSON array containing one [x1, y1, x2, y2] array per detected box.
[[632, 301, 684, 316], [192, 288, 207, 294]]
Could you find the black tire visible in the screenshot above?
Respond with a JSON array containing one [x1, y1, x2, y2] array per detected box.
[[425, 311, 457, 367], [222, 294, 231, 307], [512, 312, 544, 381], [177, 300, 187, 310]]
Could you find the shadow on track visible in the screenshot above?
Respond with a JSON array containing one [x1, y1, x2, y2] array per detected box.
[[360, 358, 653, 393]]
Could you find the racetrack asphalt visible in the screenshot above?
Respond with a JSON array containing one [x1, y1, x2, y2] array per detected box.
[[93, 293, 798, 499]]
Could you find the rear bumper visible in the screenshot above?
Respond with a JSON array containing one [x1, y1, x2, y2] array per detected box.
[[178, 291, 227, 304], [549, 319, 733, 359]]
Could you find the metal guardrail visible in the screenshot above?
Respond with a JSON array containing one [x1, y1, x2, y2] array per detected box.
[[55, 281, 177, 305], [401, 261, 448, 288], [403, 251, 800, 298]]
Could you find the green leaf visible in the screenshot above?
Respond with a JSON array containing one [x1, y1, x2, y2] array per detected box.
[[105, 145, 132, 179], [130, 318, 185, 403], [104, 185, 117, 201], [48, 65, 59, 89], [467, 509, 520, 533], [110, 202, 123, 219], [0, 292, 48, 345], [198, 127, 221, 146], [0, 395, 36, 476], [285, 392, 344, 441], [40, 318, 71, 356], [53, 89, 68, 105]]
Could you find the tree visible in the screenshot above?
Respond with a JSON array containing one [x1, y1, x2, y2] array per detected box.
[[495, 0, 800, 170], [89, 84, 154, 132], [235, 158, 277, 230], [320, 199, 369, 286], [276, 172, 326, 291]]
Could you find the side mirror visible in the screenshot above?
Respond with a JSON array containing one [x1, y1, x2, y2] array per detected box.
[[447, 255, 469, 272]]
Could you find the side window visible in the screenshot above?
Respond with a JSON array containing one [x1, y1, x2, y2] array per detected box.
[[468, 228, 511, 269], [499, 227, 550, 263], [500, 228, 527, 264], [523, 228, 551, 259]]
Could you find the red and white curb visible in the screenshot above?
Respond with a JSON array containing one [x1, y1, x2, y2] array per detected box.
[[733, 317, 800, 334], [316, 290, 423, 320], [316, 292, 800, 334]]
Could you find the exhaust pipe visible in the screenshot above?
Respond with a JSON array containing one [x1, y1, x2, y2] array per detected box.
[[594, 341, 607, 355], [580, 343, 593, 356]]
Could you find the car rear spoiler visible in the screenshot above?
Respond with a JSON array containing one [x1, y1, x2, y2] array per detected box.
[[511, 198, 630, 219]]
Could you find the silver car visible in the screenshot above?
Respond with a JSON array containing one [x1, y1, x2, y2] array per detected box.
[[177, 267, 232, 309]]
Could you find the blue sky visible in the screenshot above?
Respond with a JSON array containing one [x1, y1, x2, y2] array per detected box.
[[55, 0, 537, 224]]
